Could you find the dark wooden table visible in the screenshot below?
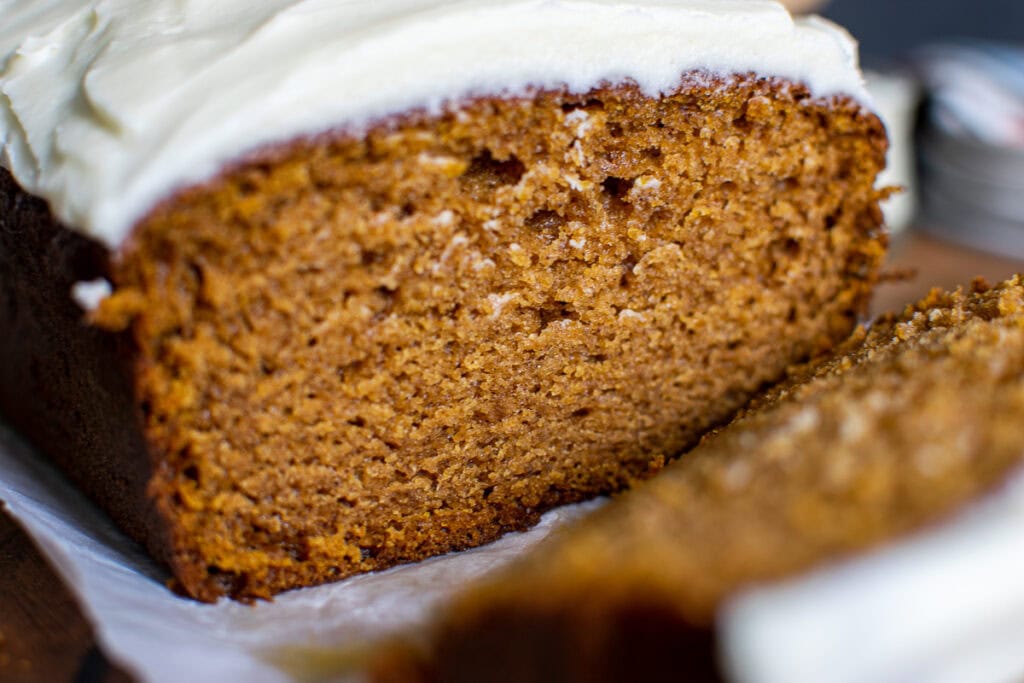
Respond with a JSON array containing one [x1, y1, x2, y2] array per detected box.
[[2, 229, 1022, 683]]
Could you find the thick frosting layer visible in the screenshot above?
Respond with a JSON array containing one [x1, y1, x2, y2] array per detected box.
[[721, 466, 1024, 683], [0, 0, 868, 249]]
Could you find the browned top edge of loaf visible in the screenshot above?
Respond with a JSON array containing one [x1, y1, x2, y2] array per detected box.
[[118, 71, 885, 261]]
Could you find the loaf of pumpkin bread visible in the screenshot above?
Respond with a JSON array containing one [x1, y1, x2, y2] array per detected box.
[[0, 0, 886, 600]]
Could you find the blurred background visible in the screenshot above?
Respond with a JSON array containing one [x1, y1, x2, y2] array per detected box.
[[824, 0, 1024, 64]]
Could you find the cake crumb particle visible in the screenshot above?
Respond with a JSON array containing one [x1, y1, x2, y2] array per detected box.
[[71, 278, 113, 311], [722, 460, 752, 491], [788, 406, 820, 434], [564, 108, 593, 135], [488, 292, 517, 318], [418, 153, 469, 178], [564, 172, 586, 191], [568, 140, 586, 167], [431, 210, 456, 227], [634, 176, 662, 191], [508, 243, 531, 267]]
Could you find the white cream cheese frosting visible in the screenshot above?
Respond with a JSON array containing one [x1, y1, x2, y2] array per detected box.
[[0, 0, 869, 249], [720, 465, 1024, 683]]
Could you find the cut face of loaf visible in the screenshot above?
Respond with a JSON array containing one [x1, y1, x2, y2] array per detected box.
[[0, 74, 887, 601]]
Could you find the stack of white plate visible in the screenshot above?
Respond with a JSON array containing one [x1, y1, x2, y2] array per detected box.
[[915, 43, 1024, 258]]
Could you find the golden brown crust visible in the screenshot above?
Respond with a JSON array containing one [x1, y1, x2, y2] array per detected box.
[[2, 73, 887, 600], [424, 276, 1024, 681]]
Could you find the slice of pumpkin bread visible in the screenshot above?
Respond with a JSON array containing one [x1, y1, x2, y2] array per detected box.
[[423, 276, 1024, 682]]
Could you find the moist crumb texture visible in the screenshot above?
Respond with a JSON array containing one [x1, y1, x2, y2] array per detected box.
[[0, 74, 887, 601], [423, 276, 1024, 683]]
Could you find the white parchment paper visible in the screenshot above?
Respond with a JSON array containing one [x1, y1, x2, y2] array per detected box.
[[9, 411, 1024, 683], [0, 422, 601, 683]]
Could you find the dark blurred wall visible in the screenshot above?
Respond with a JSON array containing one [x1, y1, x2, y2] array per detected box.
[[823, 0, 1024, 63]]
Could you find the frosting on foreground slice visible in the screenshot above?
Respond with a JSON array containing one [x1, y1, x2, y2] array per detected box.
[[0, 0, 868, 249], [723, 466, 1024, 683]]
